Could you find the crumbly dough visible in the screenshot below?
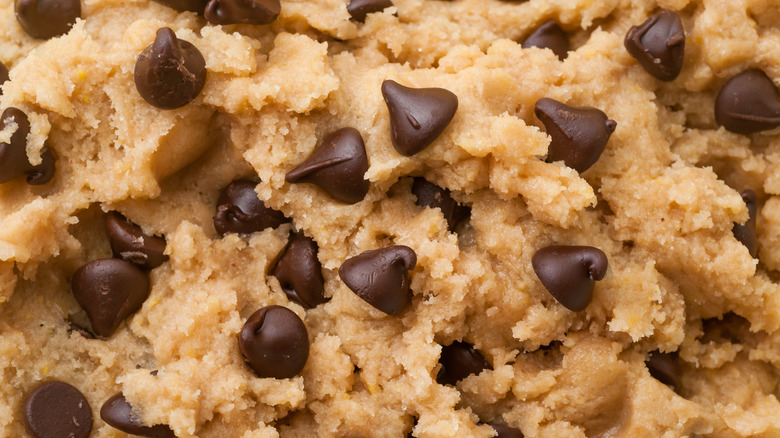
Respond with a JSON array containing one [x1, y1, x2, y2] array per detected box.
[[1, 0, 780, 436]]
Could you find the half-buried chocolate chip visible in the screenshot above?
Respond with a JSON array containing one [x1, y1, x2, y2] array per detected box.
[[285, 127, 370, 204], [732, 189, 758, 258], [624, 10, 685, 81], [25, 146, 55, 185], [153, 0, 208, 12], [534, 98, 616, 173], [239, 305, 310, 378], [71, 258, 151, 337], [339, 245, 417, 315], [437, 341, 491, 386], [25, 381, 93, 438], [204, 0, 281, 25], [101, 392, 175, 438], [0, 107, 56, 185], [412, 177, 470, 231], [646, 350, 679, 390], [347, 0, 393, 22], [715, 69, 780, 135], [531, 245, 608, 312], [15, 0, 80, 39], [134, 27, 207, 110], [521, 20, 569, 61], [105, 211, 169, 269], [381, 80, 458, 156], [271, 233, 328, 309], [213, 180, 290, 236]]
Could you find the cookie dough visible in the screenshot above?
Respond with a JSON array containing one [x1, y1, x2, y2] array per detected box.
[[1, 0, 780, 437]]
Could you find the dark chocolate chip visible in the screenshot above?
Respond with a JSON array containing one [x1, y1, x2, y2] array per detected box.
[[339, 245, 417, 315], [25, 146, 55, 185], [0, 61, 8, 94], [285, 127, 370, 204], [624, 10, 685, 81], [381, 80, 458, 156], [0, 107, 33, 183], [521, 20, 569, 61], [531, 245, 608, 312], [67, 321, 95, 339], [134, 27, 207, 110], [239, 305, 310, 378], [152, 0, 208, 12], [534, 98, 616, 173], [732, 189, 758, 258], [411, 177, 469, 231], [484, 423, 524, 438], [24, 381, 93, 438], [204, 0, 281, 25], [213, 180, 290, 236], [14, 0, 80, 39], [347, 0, 393, 22], [715, 69, 780, 135], [0, 108, 53, 184], [271, 233, 328, 309], [71, 258, 151, 337], [645, 350, 679, 389], [105, 211, 169, 269], [436, 341, 491, 386], [100, 392, 175, 438]]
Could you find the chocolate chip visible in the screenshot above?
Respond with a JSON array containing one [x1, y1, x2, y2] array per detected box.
[[0, 107, 32, 183], [624, 10, 685, 81], [100, 392, 175, 438], [0, 61, 9, 94], [25, 146, 55, 185], [732, 189, 758, 258], [339, 245, 417, 315], [14, 0, 80, 39], [484, 423, 524, 438], [24, 381, 93, 438], [531, 245, 608, 312], [381, 80, 458, 156], [213, 180, 290, 236], [153, 0, 208, 12], [134, 27, 207, 110], [105, 211, 169, 269], [285, 127, 370, 204], [521, 20, 569, 61], [71, 258, 151, 337], [534, 98, 616, 173], [411, 178, 469, 231], [204, 0, 281, 25], [0, 107, 55, 185], [646, 350, 679, 389], [436, 341, 491, 386], [347, 0, 393, 22], [271, 233, 328, 309], [715, 69, 780, 135], [239, 305, 310, 378]]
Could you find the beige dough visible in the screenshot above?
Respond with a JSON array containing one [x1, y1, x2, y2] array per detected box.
[[1, 0, 780, 436]]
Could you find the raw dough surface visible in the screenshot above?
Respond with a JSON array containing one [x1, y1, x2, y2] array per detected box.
[[1, 0, 780, 437]]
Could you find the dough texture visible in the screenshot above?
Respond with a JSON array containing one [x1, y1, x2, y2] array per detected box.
[[1, 0, 780, 436]]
